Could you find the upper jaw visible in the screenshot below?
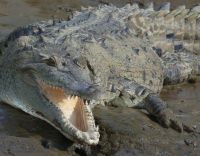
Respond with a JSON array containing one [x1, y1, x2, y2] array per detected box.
[[36, 78, 100, 145]]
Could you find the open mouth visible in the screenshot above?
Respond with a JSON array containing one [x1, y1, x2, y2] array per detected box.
[[37, 80, 99, 144]]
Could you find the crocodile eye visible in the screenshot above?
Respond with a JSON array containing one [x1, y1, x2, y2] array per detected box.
[[45, 56, 57, 67]]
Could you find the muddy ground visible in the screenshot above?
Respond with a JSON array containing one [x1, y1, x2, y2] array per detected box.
[[0, 0, 200, 156]]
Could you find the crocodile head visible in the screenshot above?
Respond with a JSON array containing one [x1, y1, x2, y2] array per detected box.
[[1, 38, 111, 145]]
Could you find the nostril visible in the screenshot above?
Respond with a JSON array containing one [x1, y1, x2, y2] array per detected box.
[[62, 62, 66, 66]]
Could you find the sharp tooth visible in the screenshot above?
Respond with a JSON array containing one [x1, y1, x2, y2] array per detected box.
[[74, 96, 78, 101], [83, 99, 86, 103]]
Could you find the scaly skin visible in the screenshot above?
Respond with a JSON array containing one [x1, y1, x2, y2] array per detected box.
[[0, 3, 199, 145]]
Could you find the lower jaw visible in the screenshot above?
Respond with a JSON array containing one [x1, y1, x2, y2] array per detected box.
[[37, 80, 100, 144], [30, 108, 99, 145], [52, 119, 100, 145]]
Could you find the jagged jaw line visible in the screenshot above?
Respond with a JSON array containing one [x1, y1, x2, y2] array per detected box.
[[38, 80, 99, 144], [40, 82, 88, 131]]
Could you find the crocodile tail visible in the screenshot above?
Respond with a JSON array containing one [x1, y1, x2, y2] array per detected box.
[[128, 3, 200, 55]]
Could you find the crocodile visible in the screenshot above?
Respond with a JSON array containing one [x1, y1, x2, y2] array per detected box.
[[0, 2, 199, 145]]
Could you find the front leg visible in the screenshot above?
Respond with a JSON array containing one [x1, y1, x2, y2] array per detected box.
[[143, 93, 193, 132], [116, 78, 193, 132]]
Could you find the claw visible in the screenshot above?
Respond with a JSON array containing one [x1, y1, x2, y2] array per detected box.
[[156, 108, 193, 133], [144, 94, 194, 133], [170, 118, 183, 132], [157, 108, 171, 128], [183, 124, 194, 133]]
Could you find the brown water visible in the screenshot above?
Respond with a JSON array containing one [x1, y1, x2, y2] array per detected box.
[[0, 0, 200, 156]]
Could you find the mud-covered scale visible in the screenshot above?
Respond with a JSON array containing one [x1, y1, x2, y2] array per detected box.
[[0, 2, 199, 145]]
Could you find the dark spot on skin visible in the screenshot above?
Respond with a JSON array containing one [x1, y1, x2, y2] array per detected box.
[[152, 47, 162, 57], [132, 47, 140, 55], [86, 60, 95, 76], [174, 44, 183, 52], [52, 19, 57, 26], [111, 30, 118, 34], [119, 92, 123, 98], [4, 42, 8, 47], [0, 49, 2, 56], [141, 46, 147, 52], [142, 71, 146, 82], [126, 55, 131, 62], [149, 80, 153, 86], [195, 35, 199, 40], [166, 33, 175, 39], [65, 53, 70, 57], [62, 62, 66, 66], [109, 84, 116, 93]]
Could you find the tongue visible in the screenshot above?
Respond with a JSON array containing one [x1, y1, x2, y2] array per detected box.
[[41, 83, 88, 131], [72, 97, 88, 131], [60, 96, 88, 131]]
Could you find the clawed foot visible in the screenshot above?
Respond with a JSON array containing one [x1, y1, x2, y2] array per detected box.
[[156, 108, 194, 133]]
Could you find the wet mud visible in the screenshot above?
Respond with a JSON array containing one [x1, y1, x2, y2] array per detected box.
[[93, 82, 200, 156], [0, 0, 200, 155]]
